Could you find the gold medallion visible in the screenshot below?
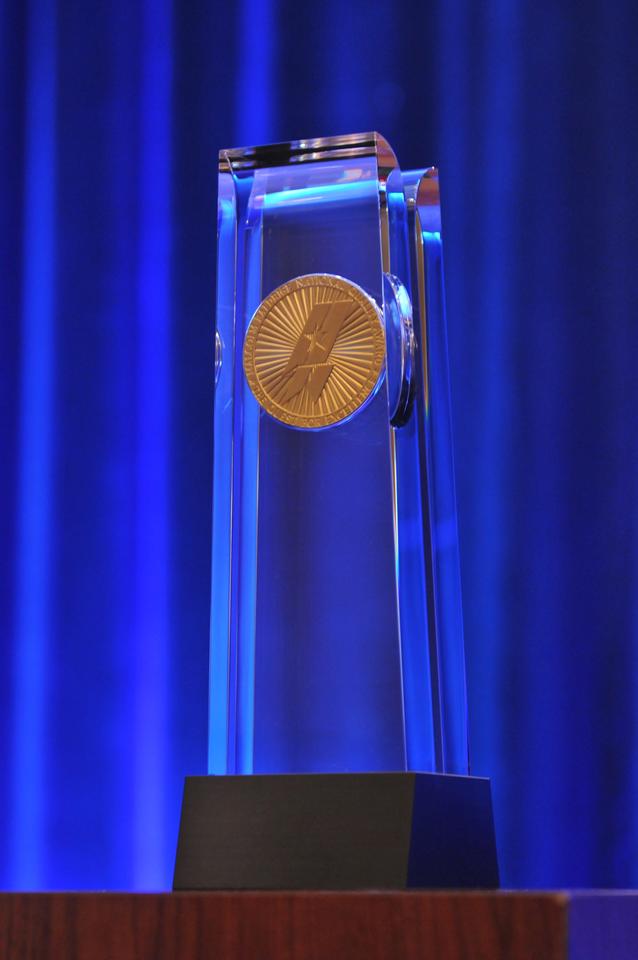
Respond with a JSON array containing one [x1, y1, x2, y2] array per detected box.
[[243, 274, 385, 429]]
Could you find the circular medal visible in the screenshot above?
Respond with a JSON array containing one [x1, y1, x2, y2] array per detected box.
[[243, 274, 385, 429]]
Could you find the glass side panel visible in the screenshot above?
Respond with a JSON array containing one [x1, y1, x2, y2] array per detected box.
[[385, 171, 439, 772], [404, 170, 469, 774], [209, 170, 235, 774]]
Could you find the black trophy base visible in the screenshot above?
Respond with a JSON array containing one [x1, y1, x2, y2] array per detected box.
[[173, 772, 499, 890]]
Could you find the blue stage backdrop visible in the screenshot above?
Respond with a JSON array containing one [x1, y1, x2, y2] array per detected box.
[[1, 0, 638, 890]]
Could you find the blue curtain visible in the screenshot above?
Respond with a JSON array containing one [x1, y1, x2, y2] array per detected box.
[[1, 0, 637, 890]]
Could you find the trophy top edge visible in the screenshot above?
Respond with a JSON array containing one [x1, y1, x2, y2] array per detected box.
[[402, 168, 442, 232], [218, 131, 397, 173]]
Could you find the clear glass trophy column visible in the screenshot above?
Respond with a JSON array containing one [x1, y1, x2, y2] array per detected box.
[[175, 133, 498, 891]]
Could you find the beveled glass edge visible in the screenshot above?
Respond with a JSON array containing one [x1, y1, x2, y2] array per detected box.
[[219, 131, 398, 173], [403, 167, 442, 233]]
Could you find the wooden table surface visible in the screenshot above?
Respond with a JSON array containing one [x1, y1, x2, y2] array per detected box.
[[1, 891, 637, 960]]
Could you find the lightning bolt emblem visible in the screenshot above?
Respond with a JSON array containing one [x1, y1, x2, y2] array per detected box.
[[274, 300, 355, 404]]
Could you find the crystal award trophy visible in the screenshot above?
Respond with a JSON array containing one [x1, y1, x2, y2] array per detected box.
[[174, 133, 498, 890]]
